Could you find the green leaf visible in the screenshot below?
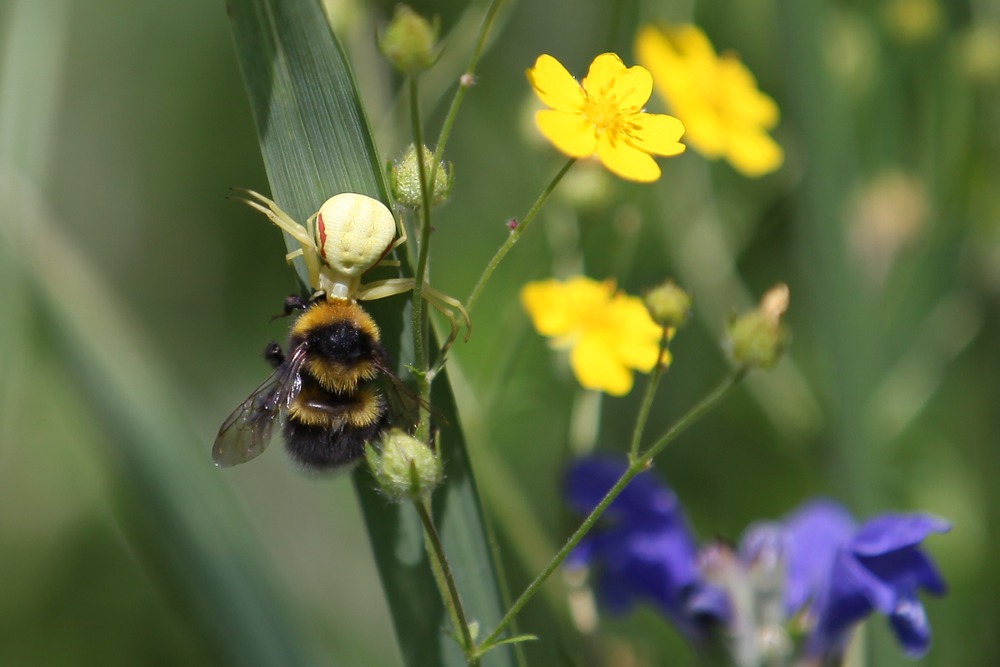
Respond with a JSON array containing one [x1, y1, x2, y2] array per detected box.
[[486, 635, 540, 649], [1, 2, 322, 665], [227, 1, 516, 665]]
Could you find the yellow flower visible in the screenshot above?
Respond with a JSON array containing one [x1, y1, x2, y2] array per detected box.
[[882, 0, 942, 43], [521, 276, 669, 396], [527, 53, 686, 183], [635, 24, 783, 177]]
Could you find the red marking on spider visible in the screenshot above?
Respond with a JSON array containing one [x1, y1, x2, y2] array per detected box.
[[318, 212, 329, 262]]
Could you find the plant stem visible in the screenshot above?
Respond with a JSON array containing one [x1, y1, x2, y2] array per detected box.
[[408, 75, 434, 439], [474, 460, 642, 657], [476, 366, 749, 655], [628, 329, 672, 462], [415, 498, 479, 665], [465, 157, 576, 315], [429, 0, 505, 187], [638, 366, 748, 465]]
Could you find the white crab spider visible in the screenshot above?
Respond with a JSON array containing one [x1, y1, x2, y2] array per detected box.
[[234, 188, 470, 349]]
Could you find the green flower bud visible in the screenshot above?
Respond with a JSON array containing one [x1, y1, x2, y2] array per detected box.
[[377, 5, 439, 75], [645, 280, 692, 328], [727, 284, 790, 369], [390, 144, 453, 209], [366, 429, 442, 501]]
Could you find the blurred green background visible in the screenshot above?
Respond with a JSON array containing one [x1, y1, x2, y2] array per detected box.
[[1, 0, 998, 665]]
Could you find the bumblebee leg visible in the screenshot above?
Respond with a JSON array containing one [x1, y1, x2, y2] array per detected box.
[[270, 294, 310, 321], [263, 342, 285, 368], [284, 294, 310, 312]]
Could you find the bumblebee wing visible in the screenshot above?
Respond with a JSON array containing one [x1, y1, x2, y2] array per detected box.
[[212, 345, 308, 467], [373, 358, 445, 431]]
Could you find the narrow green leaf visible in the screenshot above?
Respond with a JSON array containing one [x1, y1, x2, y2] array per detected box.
[[1, 2, 321, 664], [227, 1, 515, 664], [1, 178, 325, 667], [487, 635, 540, 649]]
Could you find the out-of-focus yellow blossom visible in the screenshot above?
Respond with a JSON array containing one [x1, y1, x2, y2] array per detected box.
[[635, 24, 783, 177], [521, 276, 669, 396], [956, 23, 1000, 86], [527, 53, 686, 183], [882, 0, 942, 43], [824, 10, 880, 97], [847, 171, 928, 288]]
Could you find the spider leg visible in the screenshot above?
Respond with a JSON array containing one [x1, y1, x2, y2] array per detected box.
[[356, 278, 471, 361], [231, 189, 322, 291], [231, 189, 314, 248]]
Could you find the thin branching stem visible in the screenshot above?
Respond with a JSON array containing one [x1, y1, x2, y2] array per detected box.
[[628, 329, 672, 462], [475, 366, 749, 656], [408, 75, 434, 439], [415, 498, 479, 665], [638, 366, 749, 464], [409, 75, 478, 663], [465, 157, 576, 314], [429, 0, 506, 187]]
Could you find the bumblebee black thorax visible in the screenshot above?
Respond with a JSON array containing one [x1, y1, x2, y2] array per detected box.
[[290, 299, 388, 394]]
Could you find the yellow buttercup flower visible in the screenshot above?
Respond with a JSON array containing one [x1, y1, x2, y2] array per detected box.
[[521, 276, 669, 396], [527, 53, 686, 183], [635, 24, 784, 177]]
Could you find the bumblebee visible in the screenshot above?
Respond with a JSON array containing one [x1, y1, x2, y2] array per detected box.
[[213, 190, 468, 469]]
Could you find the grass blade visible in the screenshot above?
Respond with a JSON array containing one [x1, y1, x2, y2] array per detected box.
[[227, 1, 515, 664], [1, 2, 322, 663]]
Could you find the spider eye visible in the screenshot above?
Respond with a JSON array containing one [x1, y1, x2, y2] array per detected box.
[[315, 193, 395, 277]]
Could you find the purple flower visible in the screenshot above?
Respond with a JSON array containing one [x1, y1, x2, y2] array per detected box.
[[807, 512, 951, 659], [564, 456, 726, 637], [562, 461, 951, 662], [783, 499, 858, 614], [771, 499, 949, 659]]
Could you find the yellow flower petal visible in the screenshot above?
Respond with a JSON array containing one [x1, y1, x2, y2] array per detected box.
[[725, 126, 785, 177], [671, 24, 717, 61], [596, 134, 661, 182], [581, 53, 628, 98], [636, 22, 783, 177], [535, 109, 599, 158], [521, 277, 613, 337], [571, 331, 634, 396], [635, 26, 683, 79], [683, 110, 727, 158], [527, 54, 586, 112], [718, 58, 779, 128], [627, 113, 686, 157], [528, 51, 685, 180], [523, 275, 668, 395], [735, 91, 780, 130], [606, 64, 654, 112], [605, 295, 663, 372]]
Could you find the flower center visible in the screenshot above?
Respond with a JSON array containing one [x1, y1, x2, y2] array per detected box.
[[582, 93, 626, 137]]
